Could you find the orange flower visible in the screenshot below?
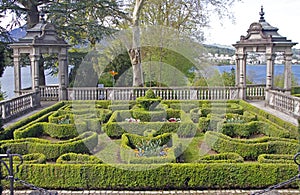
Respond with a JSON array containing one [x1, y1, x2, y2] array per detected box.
[[109, 70, 118, 76]]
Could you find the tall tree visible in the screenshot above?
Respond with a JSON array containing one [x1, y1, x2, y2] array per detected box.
[[128, 0, 145, 86], [121, 0, 239, 87], [0, 0, 124, 86]]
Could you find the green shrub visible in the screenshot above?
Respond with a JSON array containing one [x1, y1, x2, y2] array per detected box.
[[198, 114, 223, 133], [104, 110, 197, 138], [219, 121, 291, 139], [239, 100, 298, 139], [136, 89, 162, 110], [120, 133, 179, 164], [198, 152, 244, 163], [108, 104, 132, 111], [15, 163, 298, 190], [14, 122, 88, 140], [204, 131, 299, 160], [258, 154, 294, 164], [6, 153, 47, 164], [200, 103, 243, 117], [56, 153, 103, 164], [170, 103, 199, 113], [22, 153, 47, 164], [0, 132, 98, 160], [2, 102, 65, 140]]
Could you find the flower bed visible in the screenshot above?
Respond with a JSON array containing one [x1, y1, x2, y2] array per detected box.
[[120, 133, 180, 164]]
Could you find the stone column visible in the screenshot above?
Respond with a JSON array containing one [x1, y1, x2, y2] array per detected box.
[[265, 53, 276, 90], [235, 54, 240, 86], [237, 53, 247, 99], [13, 50, 21, 97], [58, 48, 68, 100], [30, 49, 41, 107], [30, 54, 40, 92], [284, 51, 293, 94]]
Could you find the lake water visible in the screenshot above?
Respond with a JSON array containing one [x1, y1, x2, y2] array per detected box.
[[216, 64, 300, 84], [1, 64, 300, 99], [0, 66, 58, 99]]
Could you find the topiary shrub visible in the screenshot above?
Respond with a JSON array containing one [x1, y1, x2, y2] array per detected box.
[[204, 131, 299, 160], [198, 152, 244, 163], [120, 133, 180, 164], [136, 89, 162, 110], [258, 154, 294, 164], [56, 153, 103, 164]]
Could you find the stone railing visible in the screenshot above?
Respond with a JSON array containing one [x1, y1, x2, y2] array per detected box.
[[0, 92, 39, 123], [246, 84, 265, 100], [67, 87, 240, 101], [266, 89, 300, 118], [36, 85, 265, 101], [40, 85, 59, 101]]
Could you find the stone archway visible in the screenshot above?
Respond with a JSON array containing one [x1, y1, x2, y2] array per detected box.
[[233, 6, 297, 100]]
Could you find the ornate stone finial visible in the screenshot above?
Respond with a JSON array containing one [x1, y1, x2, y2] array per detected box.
[[259, 6, 265, 22]]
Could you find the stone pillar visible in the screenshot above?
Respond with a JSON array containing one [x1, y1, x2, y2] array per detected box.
[[237, 53, 247, 99], [58, 48, 68, 100], [284, 52, 293, 94], [30, 54, 40, 92], [235, 54, 240, 86], [265, 53, 276, 90], [30, 49, 41, 107], [13, 51, 21, 97]]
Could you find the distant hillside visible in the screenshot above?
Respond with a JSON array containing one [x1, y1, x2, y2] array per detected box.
[[203, 44, 235, 56]]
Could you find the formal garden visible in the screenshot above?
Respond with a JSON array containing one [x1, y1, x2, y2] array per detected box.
[[0, 89, 298, 190]]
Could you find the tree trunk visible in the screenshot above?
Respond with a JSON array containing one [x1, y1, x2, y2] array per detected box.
[[129, 0, 145, 87]]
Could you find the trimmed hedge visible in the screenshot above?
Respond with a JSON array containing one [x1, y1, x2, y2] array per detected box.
[[120, 133, 184, 164], [56, 153, 103, 164], [0, 132, 98, 160], [104, 110, 197, 138], [200, 103, 244, 117], [13, 122, 87, 139], [219, 121, 291, 139], [258, 154, 294, 164], [15, 163, 298, 190], [5, 153, 47, 164], [239, 100, 298, 139], [2, 102, 65, 140], [198, 152, 244, 163], [204, 131, 299, 160]]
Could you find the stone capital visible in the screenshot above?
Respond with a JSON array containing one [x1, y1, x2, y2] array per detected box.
[[265, 53, 276, 61], [235, 53, 247, 60]]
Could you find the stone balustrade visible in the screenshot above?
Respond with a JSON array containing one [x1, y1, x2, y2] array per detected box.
[[40, 85, 59, 101], [266, 89, 300, 118], [67, 86, 242, 101], [0, 92, 38, 123]]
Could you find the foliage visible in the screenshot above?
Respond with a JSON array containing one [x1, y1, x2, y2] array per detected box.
[[198, 152, 244, 163], [56, 153, 103, 164], [136, 90, 162, 110], [273, 73, 298, 88], [15, 163, 299, 190], [204, 131, 299, 160], [0, 131, 98, 160], [257, 154, 294, 164]]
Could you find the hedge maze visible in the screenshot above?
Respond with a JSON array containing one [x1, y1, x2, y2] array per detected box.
[[2, 90, 300, 190]]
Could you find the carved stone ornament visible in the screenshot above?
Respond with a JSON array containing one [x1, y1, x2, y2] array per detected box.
[[248, 23, 262, 33]]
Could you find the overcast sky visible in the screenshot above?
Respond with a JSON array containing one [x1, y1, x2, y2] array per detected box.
[[204, 0, 300, 48]]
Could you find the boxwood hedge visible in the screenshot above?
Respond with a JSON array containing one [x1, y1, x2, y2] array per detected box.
[[204, 131, 299, 160], [0, 132, 98, 160], [56, 153, 103, 164], [198, 152, 244, 163], [14, 163, 298, 190]]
